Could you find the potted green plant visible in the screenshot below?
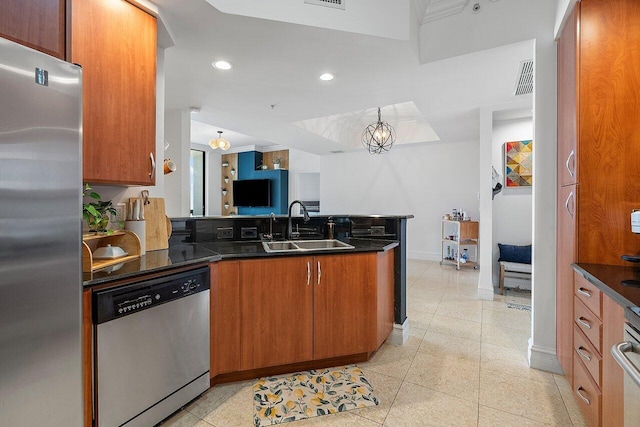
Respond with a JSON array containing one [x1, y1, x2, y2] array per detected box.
[[82, 184, 117, 234], [273, 156, 281, 170]]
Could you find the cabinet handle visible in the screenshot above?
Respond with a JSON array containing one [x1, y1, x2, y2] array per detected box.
[[576, 346, 592, 362], [577, 288, 592, 298], [317, 261, 321, 286], [577, 317, 592, 329], [306, 261, 311, 286], [149, 152, 156, 182], [565, 191, 574, 218], [566, 149, 576, 178], [576, 387, 591, 405]]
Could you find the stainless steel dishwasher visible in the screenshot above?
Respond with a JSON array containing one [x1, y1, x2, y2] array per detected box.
[[611, 321, 640, 426], [94, 266, 210, 427]]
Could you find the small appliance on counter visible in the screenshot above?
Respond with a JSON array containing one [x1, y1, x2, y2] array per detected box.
[[622, 210, 640, 266]]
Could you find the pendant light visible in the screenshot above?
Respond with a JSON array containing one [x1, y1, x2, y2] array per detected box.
[[361, 107, 395, 154], [209, 131, 231, 151]]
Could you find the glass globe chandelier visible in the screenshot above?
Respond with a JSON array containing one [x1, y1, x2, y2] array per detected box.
[[209, 131, 230, 150], [361, 107, 395, 154]]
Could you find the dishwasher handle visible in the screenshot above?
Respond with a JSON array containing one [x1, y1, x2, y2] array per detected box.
[[611, 341, 640, 388]]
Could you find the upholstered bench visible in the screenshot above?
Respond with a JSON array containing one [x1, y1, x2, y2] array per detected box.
[[499, 261, 532, 295], [497, 243, 532, 295]]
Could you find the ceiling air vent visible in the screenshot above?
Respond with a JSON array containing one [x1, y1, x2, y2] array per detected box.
[[514, 59, 534, 96], [304, 0, 345, 10]]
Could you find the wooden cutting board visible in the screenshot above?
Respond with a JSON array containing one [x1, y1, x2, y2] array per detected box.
[[130, 197, 169, 251]]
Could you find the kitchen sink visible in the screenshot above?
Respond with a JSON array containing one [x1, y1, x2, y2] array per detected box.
[[292, 239, 354, 250], [262, 239, 354, 253]]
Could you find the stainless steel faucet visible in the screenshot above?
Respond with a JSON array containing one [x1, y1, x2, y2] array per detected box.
[[287, 200, 310, 240], [264, 212, 276, 241]]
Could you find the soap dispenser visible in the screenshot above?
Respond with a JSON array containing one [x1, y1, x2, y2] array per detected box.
[[327, 217, 335, 240]]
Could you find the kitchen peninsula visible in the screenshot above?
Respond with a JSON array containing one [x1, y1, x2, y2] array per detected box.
[[81, 214, 410, 426]]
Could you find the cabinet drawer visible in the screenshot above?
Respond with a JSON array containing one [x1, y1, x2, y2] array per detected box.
[[574, 272, 602, 319], [574, 296, 602, 353], [572, 352, 601, 427], [573, 324, 602, 387]]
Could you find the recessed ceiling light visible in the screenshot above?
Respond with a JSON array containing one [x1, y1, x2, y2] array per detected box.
[[212, 60, 232, 70], [319, 73, 334, 81]]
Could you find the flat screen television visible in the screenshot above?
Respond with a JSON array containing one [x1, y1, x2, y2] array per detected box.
[[233, 179, 271, 207]]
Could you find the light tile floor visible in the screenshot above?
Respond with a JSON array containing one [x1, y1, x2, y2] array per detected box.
[[161, 260, 586, 427]]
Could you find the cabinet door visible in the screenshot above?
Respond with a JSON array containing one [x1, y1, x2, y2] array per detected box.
[[71, 0, 157, 185], [578, 0, 640, 265], [0, 0, 65, 59], [210, 261, 241, 378], [557, 2, 579, 186], [313, 253, 376, 359], [557, 185, 577, 381], [239, 257, 313, 370], [601, 294, 624, 426]]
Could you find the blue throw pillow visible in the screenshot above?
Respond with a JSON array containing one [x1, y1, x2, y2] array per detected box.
[[498, 243, 532, 264]]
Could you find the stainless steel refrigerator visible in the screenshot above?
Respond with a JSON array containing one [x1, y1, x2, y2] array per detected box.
[[0, 38, 83, 425]]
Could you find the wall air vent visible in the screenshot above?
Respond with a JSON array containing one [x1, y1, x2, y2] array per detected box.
[[304, 0, 345, 10], [514, 59, 534, 96]]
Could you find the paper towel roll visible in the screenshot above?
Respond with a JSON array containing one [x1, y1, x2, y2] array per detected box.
[[125, 220, 146, 255]]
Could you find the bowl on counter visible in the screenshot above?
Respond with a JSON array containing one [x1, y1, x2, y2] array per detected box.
[[93, 244, 128, 259]]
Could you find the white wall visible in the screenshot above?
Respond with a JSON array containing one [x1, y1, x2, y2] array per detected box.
[[164, 109, 191, 217], [288, 148, 321, 206], [420, 0, 557, 63], [320, 141, 480, 260], [492, 118, 533, 286]]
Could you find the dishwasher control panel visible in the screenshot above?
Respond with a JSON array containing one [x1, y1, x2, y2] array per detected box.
[[93, 266, 210, 324]]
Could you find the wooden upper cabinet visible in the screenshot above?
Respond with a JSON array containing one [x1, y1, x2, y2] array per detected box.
[[557, 2, 579, 187], [70, 0, 157, 185], [0, 0, 65, 59], [578, 0, 640, 265]]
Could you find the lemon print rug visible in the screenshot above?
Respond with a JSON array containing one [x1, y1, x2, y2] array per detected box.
[[253, 365, 379, 426]]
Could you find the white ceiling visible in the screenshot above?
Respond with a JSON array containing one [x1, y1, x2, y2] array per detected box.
[[154, 0, 534, 155]]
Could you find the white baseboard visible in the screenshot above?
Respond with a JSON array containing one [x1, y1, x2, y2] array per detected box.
[[528, 339, 563, 374], [388, 319, 409, 345]]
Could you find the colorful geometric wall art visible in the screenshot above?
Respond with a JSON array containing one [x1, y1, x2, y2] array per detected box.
[[504, 140, 533, 187]]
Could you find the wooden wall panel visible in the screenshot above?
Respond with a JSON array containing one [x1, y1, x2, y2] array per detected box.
[[578, 0, 640, 265]]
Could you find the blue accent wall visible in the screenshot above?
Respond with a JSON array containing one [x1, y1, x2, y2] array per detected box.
[[237, 151, 289, 214]]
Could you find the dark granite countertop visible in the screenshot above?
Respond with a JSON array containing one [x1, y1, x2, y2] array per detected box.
[[84, 238, 397, 287], [573, 263, 640, 330], [200, 238, 398, 259], [83, 244, 221, 287], [170, 214, 414, 220]]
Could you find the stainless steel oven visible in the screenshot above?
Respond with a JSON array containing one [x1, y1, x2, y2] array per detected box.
[[611, 322, 640, 426], [94, 267, 210, 427]]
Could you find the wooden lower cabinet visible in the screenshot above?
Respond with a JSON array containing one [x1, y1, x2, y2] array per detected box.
[[313, 253, 376, 359], [573, 352, 602, 427], [239, 256, 314, 370], [209, 261, 242, 377], [601, 294, 624, 426], [557, 185, 577, 381], [82, 288, 93, 427], [569, 277, 625, 427], [210, 250, 395, 378]]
